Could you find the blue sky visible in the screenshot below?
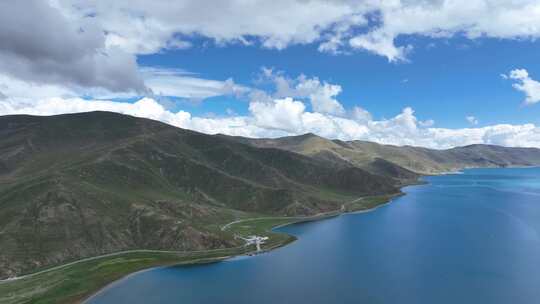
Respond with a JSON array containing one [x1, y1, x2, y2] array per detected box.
[[1, 1, 540, 148], [139, 36, 540, 128]]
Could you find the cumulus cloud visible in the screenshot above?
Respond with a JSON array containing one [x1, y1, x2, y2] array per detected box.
[[466, 116, 479, 125], [3, 0, 540, 96], [349, 30, 412, 62], [34, 0, 540, 68], [0, 0, 145, 93], [0, 73, 78, 103], [419, 119, 435, 127], [296, 78, 345, 115], [2, 96, 540, 149], [259, 68, 346, 115], [2, 64, 538, 149], [68, 0, 360, 53], [351, 106, 372, 124], [348, 0, 540, 61], [249, 98, 305, 132], [503, 68, 540, 105]]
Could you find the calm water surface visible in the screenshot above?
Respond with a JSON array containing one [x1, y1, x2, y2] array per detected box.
[[88, 168, 540, 304]]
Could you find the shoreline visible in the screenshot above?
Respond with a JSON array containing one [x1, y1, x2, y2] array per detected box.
[[82, 211, 341, 304], [10, 166, 537, 303], [0, 190, 413, 304], [58, 166, 540, 303], [81, 255, 234, 304], [80, 191, 411, 303], [0, 173, 459, 304]]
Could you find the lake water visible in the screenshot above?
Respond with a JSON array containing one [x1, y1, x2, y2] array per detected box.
[[87, 167, 540, 304]]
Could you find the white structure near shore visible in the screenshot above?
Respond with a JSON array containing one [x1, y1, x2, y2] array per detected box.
[[236, 235, 269, 252]]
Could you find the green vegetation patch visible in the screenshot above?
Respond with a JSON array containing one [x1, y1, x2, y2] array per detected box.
[[0, 193, 396, 304], [0, 249, 247, 304]]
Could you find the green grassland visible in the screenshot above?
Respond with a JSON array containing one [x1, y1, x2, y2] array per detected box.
[[0, 249, 246, 304]]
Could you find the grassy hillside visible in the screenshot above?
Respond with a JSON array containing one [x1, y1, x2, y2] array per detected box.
[[237, 133, 540, 175], [2, 111, 540, 302], [0, 112, 397, 279]]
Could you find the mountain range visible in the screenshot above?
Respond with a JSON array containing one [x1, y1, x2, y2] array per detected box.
[[1, 111, 540, 279]]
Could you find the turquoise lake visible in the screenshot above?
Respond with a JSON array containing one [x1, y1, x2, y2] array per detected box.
[[87, 167, 540, 304]]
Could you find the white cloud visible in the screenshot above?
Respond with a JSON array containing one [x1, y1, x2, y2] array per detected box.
[[47, 0, 540, 64], [466, 116, 479, 125], [249, 98, 305, 133], [351, 106, 372, 124], [318, 13, 367, 54], [3, 65, 539, 149], [0, 67, 248, 104], [0, 1, 145, 92], [503, 68, 540, 105], [348, 0, 540, 61], [2, 96, 540, 149], [3, 0, 540, 96], [140, 67, 249, 101], [0, 73, 77, 102], [419, 119, 435, 127], [260, 69, 346, 115], [296, 78, 345, 115], [350, 30, 412, 62], [3, 2, 540, 151], [60, 0, 359, 54]]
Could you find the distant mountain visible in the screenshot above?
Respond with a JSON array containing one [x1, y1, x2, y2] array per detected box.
[[234, 133, 540, 175], [0, 112, 395, 278]]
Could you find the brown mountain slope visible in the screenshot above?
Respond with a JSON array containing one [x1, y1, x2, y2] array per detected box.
[[0, 112, 396, 278], [230, 133, 540, 175]]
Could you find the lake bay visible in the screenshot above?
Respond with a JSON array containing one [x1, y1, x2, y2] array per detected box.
[[87, 167, 540, 304]]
